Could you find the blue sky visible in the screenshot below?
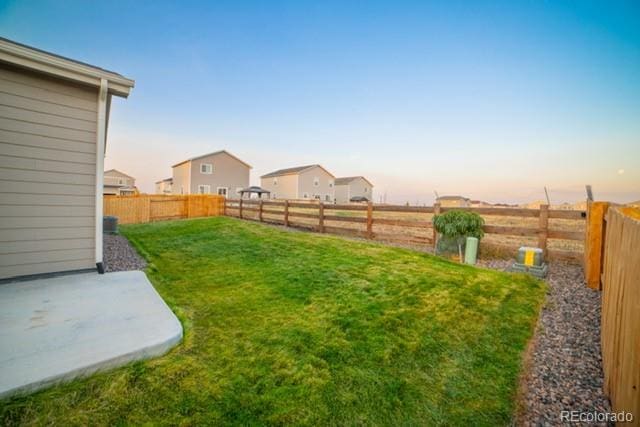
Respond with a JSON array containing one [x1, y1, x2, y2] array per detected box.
[[1, 0, 639, 203]]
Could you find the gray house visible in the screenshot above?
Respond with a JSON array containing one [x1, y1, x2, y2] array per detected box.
[[0, 37, 134, 280], [334, 176, 374, 203], [171, 150, 251, 197], [260, 165, 335, 201], [155, 177, 173, 195], [104, 169, 137, 196]]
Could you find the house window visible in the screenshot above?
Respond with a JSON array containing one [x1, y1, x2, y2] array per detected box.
[[325, 195, 331, 201], [313, 177, 319, 187], [364, 187, 368, 193], [180, 186, 184, 195], [200, 163, 213, 174], [272, 193, 277, 199], [303, 193, 309, 199], [273, 178, 278, 185], [313, 194, 321, 200], [329, 181, 333, 188], [198, 184, 211, 194], [119, 179, 124, 185], [217, 187, 228, 196]]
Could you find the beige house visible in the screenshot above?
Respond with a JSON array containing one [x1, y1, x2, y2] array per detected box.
[[261, 165, 335, 201], [155, 177, 173, 195], [171, 150, 251, 197], [104, 169, 137, 195], [436, 195, 471, 207], [334, 176, 373, 203], [0, 37, 134, 280]]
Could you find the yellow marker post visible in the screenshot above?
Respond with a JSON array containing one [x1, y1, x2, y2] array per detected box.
[[524, 249, 535, 266]]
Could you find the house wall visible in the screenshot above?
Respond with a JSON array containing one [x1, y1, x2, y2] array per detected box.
[[349, 178, 372, 201], [188, 152, 250, 197], [334, 184, 350, 203], [155, 181, 172, 194], [172, 162, 190, 195], [335, 178, 373, 203], [0, 65, 98, 279], [260, 174, 298, 199], [438, 199, 470, 208], [298, 167, 334, 202], [104, 170, 135, 188]]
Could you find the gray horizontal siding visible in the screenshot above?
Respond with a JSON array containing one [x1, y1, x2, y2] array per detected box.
[[0, 64, 98, 279], [0, 238, 94, 255], [0, 259, 95, 280]]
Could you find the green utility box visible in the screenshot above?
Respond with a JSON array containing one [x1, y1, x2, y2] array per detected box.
[[464, 237, 479, 265], [509, 246, 548, 278]]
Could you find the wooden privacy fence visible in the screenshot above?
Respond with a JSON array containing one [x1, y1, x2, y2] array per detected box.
[[224, 199, 586, 263], [600, 207, 640, 422], [104, 195, 224, 224]]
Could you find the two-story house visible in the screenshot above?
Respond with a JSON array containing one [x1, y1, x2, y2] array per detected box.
[[260, 165, 335, 201], [334, 176, 373, 203], [155, 177, 173, 195], [104, 169, 137, 195], [171, 150, 251, 196]]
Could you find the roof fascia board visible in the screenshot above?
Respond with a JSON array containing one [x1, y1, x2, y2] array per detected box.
[[0, 40, 134, 97]]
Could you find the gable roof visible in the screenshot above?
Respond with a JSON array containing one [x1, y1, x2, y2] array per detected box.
[[171, 150, 252, 169], [335, 176, 373, 187], [0, 37, 134, 97], [155, 177, 173, 184], [261, 164, 335, 179], [104, 169, 135, 179]]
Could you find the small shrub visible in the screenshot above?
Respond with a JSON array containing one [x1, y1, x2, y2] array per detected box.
[[433, 210, 484, 261]]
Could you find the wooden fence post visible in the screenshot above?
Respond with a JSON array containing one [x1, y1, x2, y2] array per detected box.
[[432, 202, 441, 249], [366, 202, 373, 239], [223, 196, 227, 216], [318, 202, 325, 233], [538, 204, 549, 258], [259, 200, 264, 222], [284, 200, 290, 227], [239, 198, 243, 219], [584, 200, 610, 289]]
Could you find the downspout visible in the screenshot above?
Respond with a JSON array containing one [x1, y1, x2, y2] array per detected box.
[[95, 78, 108, 273]]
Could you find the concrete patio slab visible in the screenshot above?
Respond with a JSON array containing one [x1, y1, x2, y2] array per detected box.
[[0, 271, 182, 399]]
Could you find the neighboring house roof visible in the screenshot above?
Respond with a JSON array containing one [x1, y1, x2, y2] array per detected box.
[[172, 150, 252, 169], [155, 177, 173, 184], [104, 169, 135, 179], [261, 164, 335, 179], [0, 37, 134, 97], [239, 186, 271, 194], [335, 176, 374, 187]]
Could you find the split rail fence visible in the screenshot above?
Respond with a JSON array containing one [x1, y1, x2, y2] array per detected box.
[[224, 199, 585, 263], [104, 195, 225, 224]]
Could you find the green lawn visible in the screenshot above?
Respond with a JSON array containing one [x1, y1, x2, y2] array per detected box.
[[1, 217, 545, 426]]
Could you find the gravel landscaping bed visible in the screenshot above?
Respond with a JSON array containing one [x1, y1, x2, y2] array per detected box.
[[103, 234, 147, 272], [478, 259, 611, 426]]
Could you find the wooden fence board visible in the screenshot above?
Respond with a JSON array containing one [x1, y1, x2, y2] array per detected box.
[[105, 195, 224, 224], [601, 207, 640, 420]]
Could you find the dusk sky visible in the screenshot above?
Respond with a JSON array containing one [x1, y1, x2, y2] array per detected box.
[[2, 0, 638, 204]]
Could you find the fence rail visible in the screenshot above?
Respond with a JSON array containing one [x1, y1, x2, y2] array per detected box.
[[104, 195, 224, 224], [224, 199, 585, 263]]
